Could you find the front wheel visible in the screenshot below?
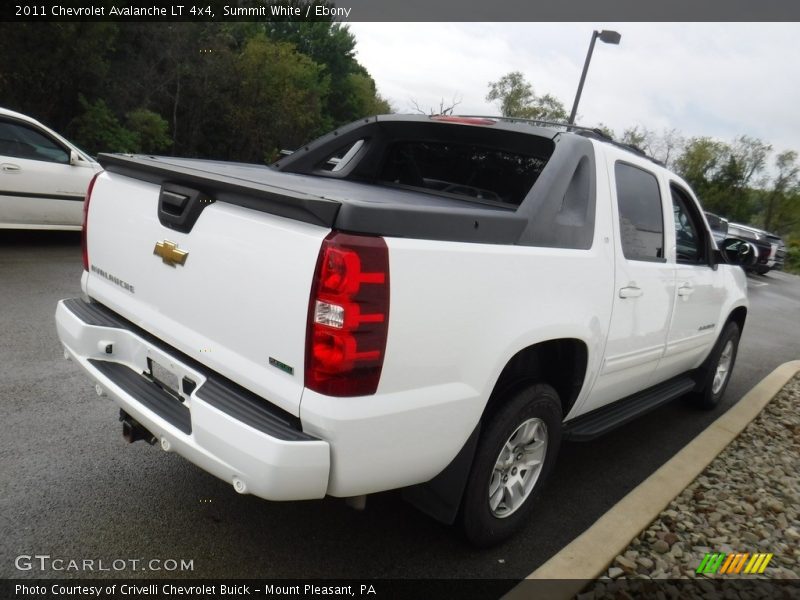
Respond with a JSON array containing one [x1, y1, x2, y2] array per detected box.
[[693, 321, 740, 409], [460, 384, 562, 547]]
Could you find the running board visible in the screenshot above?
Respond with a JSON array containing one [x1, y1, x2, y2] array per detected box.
[[563, 375, 697, 442]]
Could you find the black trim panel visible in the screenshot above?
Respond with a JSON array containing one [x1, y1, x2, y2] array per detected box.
[[0, 190, 83, 201], [89, 359, 192, 435], [402, 423, 481, 525], [564, 375, 697, 441], [62, 298, 313, 442], [63, 298, 125, 328], [195, 379, 314, 442], [98, 154, 340, 229]]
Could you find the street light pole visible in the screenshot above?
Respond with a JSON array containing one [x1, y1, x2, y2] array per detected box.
[[568, 30, 621, 125]]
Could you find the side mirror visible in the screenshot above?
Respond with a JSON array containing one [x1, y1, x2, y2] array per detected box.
[[719, 238, 758, 267], [69, 150, 81, 166]]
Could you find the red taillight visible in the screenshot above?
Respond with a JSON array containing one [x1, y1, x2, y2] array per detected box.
[[82, 172, 101, 271], [305, 232, 389, 397]]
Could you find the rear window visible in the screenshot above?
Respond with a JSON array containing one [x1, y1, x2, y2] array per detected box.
[[378, 140, 549, 206]]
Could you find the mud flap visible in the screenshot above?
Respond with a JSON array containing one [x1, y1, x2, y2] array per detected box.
[[401, 423, 481, 525]]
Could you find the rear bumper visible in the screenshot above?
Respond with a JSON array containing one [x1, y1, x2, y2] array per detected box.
[[55, 298, 330, 501]]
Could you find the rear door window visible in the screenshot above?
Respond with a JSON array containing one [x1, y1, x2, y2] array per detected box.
[[614, 162, 665, 262]]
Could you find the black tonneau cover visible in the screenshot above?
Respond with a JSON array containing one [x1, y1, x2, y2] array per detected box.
[[98, 115, 582, 245], [98, 153, 528, 244]]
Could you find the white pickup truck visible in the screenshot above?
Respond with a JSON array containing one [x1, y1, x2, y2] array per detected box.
[[55, 115, 754, 546]]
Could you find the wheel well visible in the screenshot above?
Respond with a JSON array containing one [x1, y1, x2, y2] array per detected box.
[[727, 306, 747, 334], [485, 339, 588, 421]]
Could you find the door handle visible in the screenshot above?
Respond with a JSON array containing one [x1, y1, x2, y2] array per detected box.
[[619, 286, 643, 299], [1, 163, 21, 173], [678, 283, 694, 297]]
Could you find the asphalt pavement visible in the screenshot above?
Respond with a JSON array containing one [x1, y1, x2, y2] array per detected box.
[[2, 231, 799, 582]]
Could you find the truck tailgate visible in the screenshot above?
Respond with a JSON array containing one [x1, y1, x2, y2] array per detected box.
[[85, 171, 330, 417]]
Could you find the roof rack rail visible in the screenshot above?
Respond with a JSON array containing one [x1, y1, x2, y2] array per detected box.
[[455, 114, 665, 166], [456, 114, 614, 140]]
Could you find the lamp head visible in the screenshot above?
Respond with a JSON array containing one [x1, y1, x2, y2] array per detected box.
[[598, 30, 621, 44]]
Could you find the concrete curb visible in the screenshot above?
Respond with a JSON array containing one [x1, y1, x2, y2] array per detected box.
[[504, 360, 800, 600]]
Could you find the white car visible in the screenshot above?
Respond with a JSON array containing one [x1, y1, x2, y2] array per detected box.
[[0, 107, 101, 230]]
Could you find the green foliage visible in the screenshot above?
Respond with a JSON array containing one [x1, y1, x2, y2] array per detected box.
[[0, 22, 389, 164], [232, 34, 329, 162], [265, 21, 387, 126], [762, 151, 799, 233], [673, 136, 771, 223], [126, 109, 172, 154], [620, 126, 649, 150], [592, 123, 615, 139], [531, 94, 568, 122], [487, 72, 533, 117], [67, 97, 138, 155], [674, 137, 727, 187], [486, 71, 568, 121], [0, 22, 118, 129], [785, 237, 800, 275], [67, 99, 172, 156], [344, 72, 393, 117]]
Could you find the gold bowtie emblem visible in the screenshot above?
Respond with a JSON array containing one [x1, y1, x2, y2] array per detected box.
[[153, 240, 188, 267]]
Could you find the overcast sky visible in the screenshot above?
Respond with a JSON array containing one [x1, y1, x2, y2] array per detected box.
[[348, 23, 800, 158]]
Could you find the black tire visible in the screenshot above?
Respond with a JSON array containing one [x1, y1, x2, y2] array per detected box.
[[460, 384, 562, 547], [692, 321, 740, 410]]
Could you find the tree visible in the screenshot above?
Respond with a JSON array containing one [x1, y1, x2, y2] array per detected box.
[[655, 128, 683, 168], [762, 150, 799, 232], [674, 137, 732, 215], [673, 135, 771, 223], [265, 21, 388, 126], [66, 98, 173, 156], [486, 71, 568, 121], [410, 96, 461, 116], [0, 22, 118, 131], [620, 126, 650, 150], [341, 71, 393, 118], [591, 123, 615, 139], [674, 137, 728, 190], [126, 109, 172, 154], [712, 136, 771, 221], [619, 126, 683, 167], [231, 34, 329, 163], [67, 96, 138, 155], [101, 23, 244, 158]]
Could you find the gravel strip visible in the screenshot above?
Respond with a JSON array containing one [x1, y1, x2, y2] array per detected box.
[[579, 375, 800, 598]]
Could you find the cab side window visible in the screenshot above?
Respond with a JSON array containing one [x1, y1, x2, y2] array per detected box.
[[671, 184, 707, 264], [0, 119, 69, 164], [614, 162, 665, 261]]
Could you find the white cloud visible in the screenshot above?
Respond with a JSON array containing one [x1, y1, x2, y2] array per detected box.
[[348, 22, 800, 154]]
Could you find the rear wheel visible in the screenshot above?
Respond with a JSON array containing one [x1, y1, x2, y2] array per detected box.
[[693, 322, 740, 409], [460, 384, 561, 547]]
